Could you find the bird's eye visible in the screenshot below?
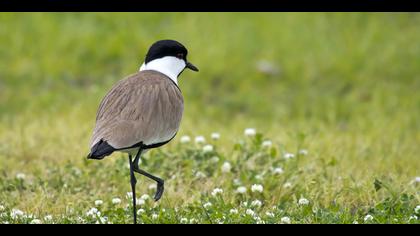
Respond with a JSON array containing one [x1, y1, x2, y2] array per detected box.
[[176, 53, 184, 59]]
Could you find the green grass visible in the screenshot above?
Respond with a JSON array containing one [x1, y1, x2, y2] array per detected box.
[[0, 12, 419, 224]]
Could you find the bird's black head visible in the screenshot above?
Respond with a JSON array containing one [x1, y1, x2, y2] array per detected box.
[[145, 40, 199, 72]]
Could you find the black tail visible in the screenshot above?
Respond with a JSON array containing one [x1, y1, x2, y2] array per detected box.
[[87, 140, 116, 160]]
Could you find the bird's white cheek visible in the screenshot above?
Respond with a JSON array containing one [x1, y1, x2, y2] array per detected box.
[[172, 58, 186, 74]]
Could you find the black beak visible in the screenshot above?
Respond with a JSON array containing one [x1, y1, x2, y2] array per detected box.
[[186, 62, 199, 72]]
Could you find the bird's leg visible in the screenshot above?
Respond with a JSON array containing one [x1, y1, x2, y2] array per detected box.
[[133, 167, 165, 201], [128, 154, 137, 224], [133, 149, 165, 201]]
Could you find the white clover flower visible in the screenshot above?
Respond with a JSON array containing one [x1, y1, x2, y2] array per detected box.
[[236, 186, 247, 194], [30, 219, 42, 224], [137, 209, 145, 214], [251, 200, 262, 208], [180, 218, 188, 224], [0, 205, 5, 211], [180, 135, 191, 144], [151, 214, 158, 220], [72, 167, 82, 176], [23, 213, 33, 219], [415, 177, 420, 183], [44, 215, 53, 221], [262, 140, 272, 148], [415, 205, 420, 214], [94, 200, 103, 206], [202, 144, 214, 153], [221, 162, 232, 173], [409, 215, 418, 221], [195, 136, 206, 144], [283, 153, 295, 159], [11, 209, 24, 219], [273, 167, 284, 175], [211, 133, 220, 140], [254, 216, 264, 224], [16, 173, 26, 180], [265, 211, 275, 218], [244, 128, 256, 137], [126, 192, 133, 199], [112, 198, 121, 205], [364, 214, 374, 222], [229, 208, 239, 214], [352, 220, 359, 224], [283, 182, 292, 188], [256, 60, 280, 75], [76, 216, 86, 223], [210, 156, 220, 163], [298, 198, 310, 206], [246, 209, 255, 216], [86, 208, 100, 217], [233, 179, 242, 186], [241, 201, 248, 207], [203, 202, 212, 209], [298, 149, 308, 155], [195, 171, 207, 179], [136, 198, 145, 206], [251, 184, 263, 193], [148, 184, 157, 190], [211, 188, 223, 197], [99, 217, 108, 224], [3, 221, 9, 224], [280, 216, 291, 224], [141, 194, 150, 201]]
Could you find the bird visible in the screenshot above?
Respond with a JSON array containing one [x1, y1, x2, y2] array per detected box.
[[86, 39, 198, 224]]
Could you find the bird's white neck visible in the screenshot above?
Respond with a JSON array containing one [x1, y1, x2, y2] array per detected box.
[[139, 56, 186, 85]]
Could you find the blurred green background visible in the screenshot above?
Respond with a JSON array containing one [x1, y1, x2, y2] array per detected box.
[[0, 12, 419, 177]]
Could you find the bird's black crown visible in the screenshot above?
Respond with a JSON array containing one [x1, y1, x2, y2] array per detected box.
[[145, 40, 189, 64]]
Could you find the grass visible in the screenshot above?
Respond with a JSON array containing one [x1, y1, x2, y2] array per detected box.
[[0, 12, 419, 224]]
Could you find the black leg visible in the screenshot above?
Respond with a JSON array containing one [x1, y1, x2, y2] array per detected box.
[[133, 167, 165, 201], [133, 149, 165, 201], [128, 154, 137, 224]]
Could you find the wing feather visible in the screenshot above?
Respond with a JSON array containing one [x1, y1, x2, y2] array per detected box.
[[90, 71, 183, 150]]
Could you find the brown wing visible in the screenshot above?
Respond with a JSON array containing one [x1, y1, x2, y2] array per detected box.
[[90, 70, 184, 149]]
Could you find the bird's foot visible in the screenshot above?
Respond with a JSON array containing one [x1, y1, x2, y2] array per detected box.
[[154, 181, 164, 201]]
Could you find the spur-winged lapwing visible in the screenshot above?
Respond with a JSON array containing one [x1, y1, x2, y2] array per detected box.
[[87, 39, 198, 224]]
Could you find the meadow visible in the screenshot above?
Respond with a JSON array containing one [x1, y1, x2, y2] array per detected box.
[[0, 12, 419, 224]]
